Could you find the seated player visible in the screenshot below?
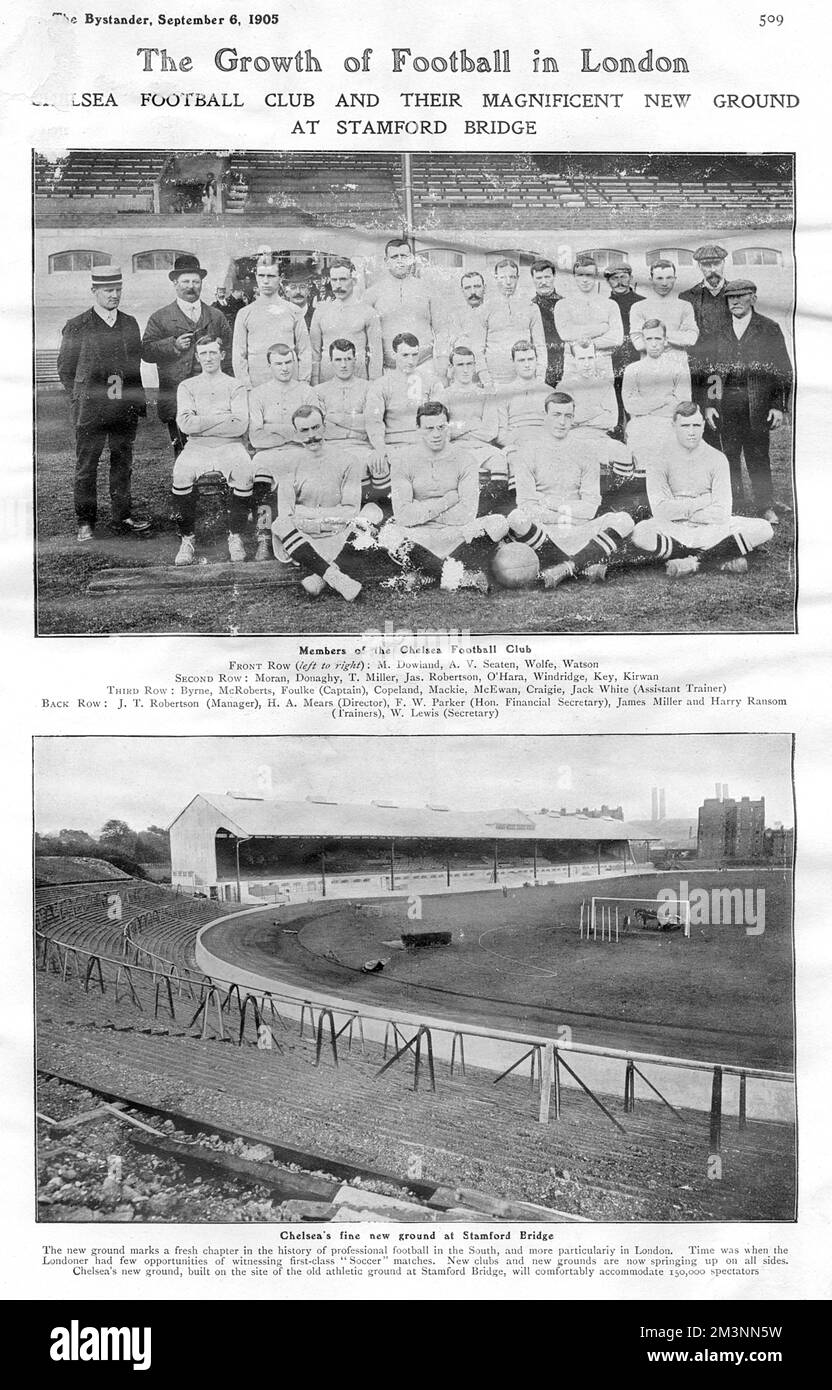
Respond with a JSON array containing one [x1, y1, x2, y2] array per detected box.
[[495, 339, 552, 492], [495, 340, 551, 448], [506, 392, 634, 589], [622, 319, 692, 509], [382, 400, 508, 591], [558, 341, 634, 496], [271, 404, 380, 601], [248, 342, 318, 540], [315, 337, 375, 498], [171, 334, 254, 565], [558, 341, 618, 433], [364, 332, 443, 502], [442, 345, 503, 485], [630, 401, 774, 577]]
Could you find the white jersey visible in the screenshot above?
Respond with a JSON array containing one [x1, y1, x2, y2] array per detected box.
[[630, 294, 698, 352]]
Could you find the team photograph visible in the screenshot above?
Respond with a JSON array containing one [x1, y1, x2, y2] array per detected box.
[[33, 151, 795, 635]]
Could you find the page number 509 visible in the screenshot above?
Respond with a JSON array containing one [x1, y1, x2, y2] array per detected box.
[[760, 13, 784, 23]]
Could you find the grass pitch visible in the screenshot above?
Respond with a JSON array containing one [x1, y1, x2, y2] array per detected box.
[[36, 387, 796, 636], [206, 869, 794, 1069]]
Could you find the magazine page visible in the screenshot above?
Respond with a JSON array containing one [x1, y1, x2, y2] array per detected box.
[[2, 0, 830, 1347]]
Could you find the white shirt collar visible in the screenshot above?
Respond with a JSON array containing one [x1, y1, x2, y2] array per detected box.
[[176, 297, 202, 322], [93, 304, 117, 327], [732, 314, 752, 339]]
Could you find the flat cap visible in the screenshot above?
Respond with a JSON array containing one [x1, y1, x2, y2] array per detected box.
[[604, 263, 632, 277], [91, 265, 122, 286], [693, 244, 728, 263], [725, 278, 757, 296]]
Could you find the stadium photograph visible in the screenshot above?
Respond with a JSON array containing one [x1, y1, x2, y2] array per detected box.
[[34, 733, 796, 1223], [34, 150, 795, 636]]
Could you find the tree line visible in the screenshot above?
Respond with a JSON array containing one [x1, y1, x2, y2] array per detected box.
[[35, 821, 170, 879]]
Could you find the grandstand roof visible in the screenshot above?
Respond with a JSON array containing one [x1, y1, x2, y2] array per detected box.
[[171, 794, 646, 843]]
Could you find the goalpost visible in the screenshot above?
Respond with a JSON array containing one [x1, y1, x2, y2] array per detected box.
[[580, 896, 691, 941]]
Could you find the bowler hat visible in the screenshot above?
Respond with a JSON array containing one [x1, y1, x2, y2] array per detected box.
[[169, 254, 208, 282]]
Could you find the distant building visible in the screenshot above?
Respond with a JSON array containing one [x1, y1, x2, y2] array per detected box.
[[697, 794, 766, 861], [764, 826, 794, 864]]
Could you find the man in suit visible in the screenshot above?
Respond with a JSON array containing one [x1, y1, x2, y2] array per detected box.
[[679, 245, 732, 341], [57, 265, 150, 542], [702, 279, 792, 523], [141, 253, 232, 460], [680, 245, 733, 446]]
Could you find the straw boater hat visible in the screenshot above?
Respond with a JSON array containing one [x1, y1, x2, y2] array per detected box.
[[91, 266, 122, 287]]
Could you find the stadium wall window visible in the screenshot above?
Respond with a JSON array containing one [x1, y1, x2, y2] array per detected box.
[[732, 247, 783, 267], [487, 249, 536, 269], [578, 248, 628, 270], [132, 249, 191, 272], [646, 247, 695, 267], [49, 250, 112, 274], [419, 247, 465, 269]]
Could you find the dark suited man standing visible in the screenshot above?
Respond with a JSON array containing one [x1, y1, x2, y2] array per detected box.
[[57, 265, 150, 543], [703, 279, 792, 524], [680, 244, 732, 339], [681, 245, 733, 445], [141, 254, 232, 458]]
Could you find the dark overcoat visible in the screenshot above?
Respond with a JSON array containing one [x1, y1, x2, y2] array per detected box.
[[57, 309, 147, 429]]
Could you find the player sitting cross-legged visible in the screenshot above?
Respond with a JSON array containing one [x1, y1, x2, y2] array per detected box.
[[271, 404, 381, 601], [380, 400, 508, 592], [505, 391, 634, 589], [170, 334, 253, 566], [630, 400, 774, 577]]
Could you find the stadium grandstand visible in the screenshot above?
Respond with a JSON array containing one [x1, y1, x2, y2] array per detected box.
[[34, 866, 796, 1221], [34, 149, 794, 382], [169, 792, 656, 904]]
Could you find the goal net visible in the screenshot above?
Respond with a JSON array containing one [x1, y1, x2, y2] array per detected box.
[[584, 895, 691, 940]]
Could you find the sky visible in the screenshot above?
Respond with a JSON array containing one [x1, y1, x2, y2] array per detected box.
[[34, 735, 795, 834]]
